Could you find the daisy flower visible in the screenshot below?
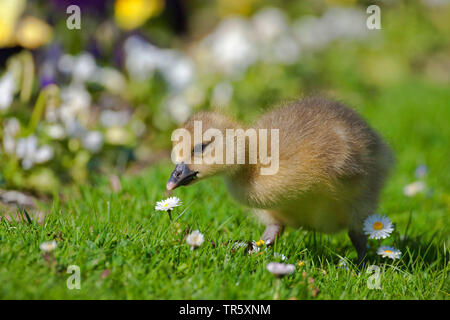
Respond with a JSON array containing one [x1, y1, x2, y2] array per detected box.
[[338, 258, 350, 270], [273, 252, 288, 261], [39, 240, 57, 252], [155, 196, 181, 211], [377, 246, 401, 260], [248, 240, 260, 254], [363, 214, 394, 239], [255, 239, 265, 247], [186, 230, 204, 250], [266, 262, 295, 278]]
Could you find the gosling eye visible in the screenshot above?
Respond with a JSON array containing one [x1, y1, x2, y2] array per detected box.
[[193, 142, 210, 155]]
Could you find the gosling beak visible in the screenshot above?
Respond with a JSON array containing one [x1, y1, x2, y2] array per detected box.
[[166, 162, 198, 191]]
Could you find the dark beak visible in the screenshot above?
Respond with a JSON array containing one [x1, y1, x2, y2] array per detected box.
[[166, 162, 198, 191]]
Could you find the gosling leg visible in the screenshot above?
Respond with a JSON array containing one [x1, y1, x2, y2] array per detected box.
[[262, 224, 283, 246], [348, 230, 368, 269]]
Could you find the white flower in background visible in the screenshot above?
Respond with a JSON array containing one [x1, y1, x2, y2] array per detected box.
[[0, 72, 16, 111], [82, 131, 104, 153], [39, 240, 57, 252], [4, 117, 20, 136], [45, 103, 59, 122], [403, 181, 426, 197], [58, 54, 75, 74], [266, 262, 295, 277], [46, 124, 66, 140], [124, 36, 194, 91], [72, 52, 97, 83], [96, 67, 126, 95], [3, 135, 16, 154], [252, 7, 289, 43], [155, 196, 182, 211], [377, 246, 401, 260], [211, 81, 233, 108], [273, 34, 300, 64], [2, 118, 20, 154], [16, 135, 38, 158], [165, 95, 192, 124], [363, 214, 394, 239], [15, 135, 54, 169], [251, 8, 300, 64], [58, 52, 98, 83], [124, 36, 159, 80], [16, 135, 38, 169], [100, 110, 130, 127], [292, 7, 367, 51], [186, 230, 204, 250], [59, 85, 91, 125], [202, 17, 257, 76], [105, 126, 131, 145], [34, 145, 54, 163], [321, 8, 367, 40], [63, 118, 86, 139], [292, 16, 330, 50], [158, 52, 195, 92]]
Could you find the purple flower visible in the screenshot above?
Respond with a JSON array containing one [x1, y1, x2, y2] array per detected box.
[[415, 164, 428, 179]]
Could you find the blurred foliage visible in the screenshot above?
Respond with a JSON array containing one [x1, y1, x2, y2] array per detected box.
[[0, 0, 449, 194]]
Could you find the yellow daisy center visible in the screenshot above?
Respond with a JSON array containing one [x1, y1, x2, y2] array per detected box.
[[163, 203, 169, 207], [373, 221, 383, 230], [384, 250, 392, 254]]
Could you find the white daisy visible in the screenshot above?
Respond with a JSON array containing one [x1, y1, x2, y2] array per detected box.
[[266, 262, 295, 277], [0, 72, 16, 111], [231, 241, 247, 250], [186, 230, 204, 250], [363, 214, 394, 239], [273, 252, 288, 261], [39, 240, 57, 252], [403, 181, 426, 197], [338, 258, 349, 270], [248, 240, 260, 254], [155, 196, 182, 211], [377, 246, 401, 260]]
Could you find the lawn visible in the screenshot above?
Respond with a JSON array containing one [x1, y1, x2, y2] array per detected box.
[[0, 80, 448, 300]]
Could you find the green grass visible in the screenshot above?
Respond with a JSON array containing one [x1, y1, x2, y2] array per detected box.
[[0, 81, 449, 299]]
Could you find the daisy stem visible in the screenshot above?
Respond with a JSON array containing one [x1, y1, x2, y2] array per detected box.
[[274, 278, 281, 300], [167, 210, 172, 221]]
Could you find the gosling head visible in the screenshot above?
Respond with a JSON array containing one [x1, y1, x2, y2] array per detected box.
[[166, 111, 240, 191]]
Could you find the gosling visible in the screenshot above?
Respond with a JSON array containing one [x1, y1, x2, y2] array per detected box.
[[166, 97, 394, 265]]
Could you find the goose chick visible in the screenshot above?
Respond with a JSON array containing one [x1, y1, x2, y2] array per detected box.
[[166, 97, 394, 264]]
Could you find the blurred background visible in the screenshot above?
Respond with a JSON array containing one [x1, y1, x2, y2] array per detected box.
[[0, 0, 449, 198]]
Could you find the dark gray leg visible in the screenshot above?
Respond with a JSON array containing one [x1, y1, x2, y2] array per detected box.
[[348, 230, 367, 269], [262, 224, 283, 246]]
